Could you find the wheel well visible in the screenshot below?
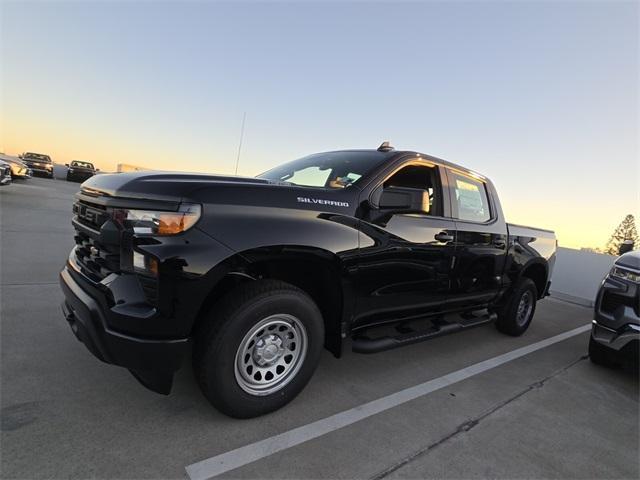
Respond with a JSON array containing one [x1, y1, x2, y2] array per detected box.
[[193, 250, 344, 357], [521, 262, 547, 299]]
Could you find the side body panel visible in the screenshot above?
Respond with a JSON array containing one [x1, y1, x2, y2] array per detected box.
[[504, 223, 557, 296]]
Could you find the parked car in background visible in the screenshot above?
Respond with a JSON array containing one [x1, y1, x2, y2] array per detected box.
[[0, 154, 32, 179], [60, 143, 557, 418], [20, 152, 53, 178], [590, 250, 640, 368], [0, 159, 13, 186], [66, 160, 98, 182]]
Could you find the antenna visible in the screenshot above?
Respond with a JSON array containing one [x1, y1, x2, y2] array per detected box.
[[234, 112, 247, 175], [377, 141, 394, 152]]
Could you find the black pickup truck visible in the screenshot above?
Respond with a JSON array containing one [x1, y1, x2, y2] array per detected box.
[[60, 144, 556, 418]]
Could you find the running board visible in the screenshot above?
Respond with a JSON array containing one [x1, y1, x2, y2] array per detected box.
[[352, 312, 497, 354]]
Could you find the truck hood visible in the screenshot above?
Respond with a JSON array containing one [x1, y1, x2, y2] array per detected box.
[[79, 171, 358, 215], [80, 171, 279, 202], [616, 250, 640, 270]]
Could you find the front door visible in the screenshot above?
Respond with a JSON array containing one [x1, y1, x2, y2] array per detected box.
[[354, 161, 456, 328]]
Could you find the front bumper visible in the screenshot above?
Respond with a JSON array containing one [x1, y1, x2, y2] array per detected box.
[[59, 265, 190, 394], [12, 168, 32, 178], [67, 171, 93, 182], [591, 320, 640, 352], [0, 174, 11, 186], [25, 164, 53, 175]]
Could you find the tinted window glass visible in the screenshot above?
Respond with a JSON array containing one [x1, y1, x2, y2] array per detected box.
[[71, 161, 94, 169], [258, 151, 389, 189], [384, 164, 439, 215], [450, 171, 491, 222], [24, 153, 51, 162]]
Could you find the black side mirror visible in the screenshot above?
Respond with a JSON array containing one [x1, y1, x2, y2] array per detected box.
[[378, 186, 430, 214]]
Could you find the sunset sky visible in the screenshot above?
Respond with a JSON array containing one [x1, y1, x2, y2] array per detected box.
[[1, 1, 638, 250]]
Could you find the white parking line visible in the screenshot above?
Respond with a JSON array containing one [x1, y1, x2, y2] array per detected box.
[[185, 324, 592, 480]]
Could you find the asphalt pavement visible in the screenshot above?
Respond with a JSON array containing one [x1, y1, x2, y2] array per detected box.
[[1, 177, 638, 479]]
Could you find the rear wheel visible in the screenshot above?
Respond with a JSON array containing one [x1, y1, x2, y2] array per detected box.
[[193, 280, 324, 418], [495, 278, 537, 336]]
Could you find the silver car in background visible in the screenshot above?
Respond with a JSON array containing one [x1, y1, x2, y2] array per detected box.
[[0, 153, 32, 179], [0, 159, 13, 186]]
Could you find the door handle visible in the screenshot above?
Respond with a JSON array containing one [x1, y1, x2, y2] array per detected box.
[[434, 232, 454, 242]]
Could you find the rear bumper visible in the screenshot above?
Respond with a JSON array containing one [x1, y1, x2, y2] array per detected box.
[[0, 174, 11, 185], [59, 265, 190, 393]]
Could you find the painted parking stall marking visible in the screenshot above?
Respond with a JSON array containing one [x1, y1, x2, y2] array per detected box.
[[185, 324, 592, 480]]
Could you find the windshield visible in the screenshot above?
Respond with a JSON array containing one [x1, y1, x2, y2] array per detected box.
[[24, 153, 51, 162], [257, 151, 389, 189], [71, 161, 94, 169]]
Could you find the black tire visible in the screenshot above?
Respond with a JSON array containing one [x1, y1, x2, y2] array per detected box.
[[588, 336, 617, 368], [193, 279, 324, 418], [495, 278, 537, 336]]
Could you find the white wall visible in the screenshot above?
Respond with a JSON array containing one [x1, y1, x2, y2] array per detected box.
[[550, 247, 616, 306]]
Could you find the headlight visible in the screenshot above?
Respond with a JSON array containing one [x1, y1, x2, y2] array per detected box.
[[113, 203, 201, 235], [611, 266, 640, 283]]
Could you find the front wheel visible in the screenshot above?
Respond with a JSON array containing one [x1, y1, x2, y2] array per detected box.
[[193, 280, 324, 418], [495, 278, 538, 336]]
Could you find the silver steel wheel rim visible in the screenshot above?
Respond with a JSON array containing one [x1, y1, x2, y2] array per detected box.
[[516, 291, 533, 326], [234, 314, 308, 396]]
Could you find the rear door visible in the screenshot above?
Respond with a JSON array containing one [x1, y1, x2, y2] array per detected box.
[[354, 160, 456, 327], [445, 168, 507, 309]]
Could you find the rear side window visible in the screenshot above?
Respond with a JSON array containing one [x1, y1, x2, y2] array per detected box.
[[449, 171, 491, 222]]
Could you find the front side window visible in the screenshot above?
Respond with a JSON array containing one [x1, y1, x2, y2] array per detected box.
[[258, 151, 388, 189], [383, 163, 440, 215], [450, 171, 491, 222]]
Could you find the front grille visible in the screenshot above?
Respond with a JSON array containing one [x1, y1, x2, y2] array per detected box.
[[601, 291, 638, 316], [74, 232, 121, 282], [73, 200, 110, 231], [72, 199, 158, 305]]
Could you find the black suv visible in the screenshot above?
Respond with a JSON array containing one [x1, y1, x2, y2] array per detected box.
[[66, 161, 97, 183], [590, 250, 640, 367]]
